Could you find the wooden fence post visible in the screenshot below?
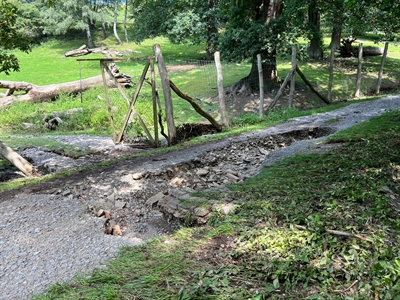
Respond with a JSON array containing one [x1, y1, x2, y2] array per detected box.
[[376, 42, 389, 95], [214, 51, 229, 126], [150, 58, 159, 147], [257, 54, 264, 118], [327, 45, 335, 103], [288, 45, 297, 108], [153, 44, 176, 144], [355, 43, 363, 98]]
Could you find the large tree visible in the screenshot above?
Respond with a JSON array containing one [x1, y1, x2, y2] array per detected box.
[[39, 0, 104, 48], [307, 0, 323, 58], [0, 0, 31, 74], [130, 0, 218, 58], [217, 0, 297, 91]]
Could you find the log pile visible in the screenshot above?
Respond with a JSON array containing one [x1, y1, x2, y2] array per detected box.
[[64, 45, 125, 58], [109, 63, 133, 88]]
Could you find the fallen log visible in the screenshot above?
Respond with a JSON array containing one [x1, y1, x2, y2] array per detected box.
[[0, 67, 133, 108], [0, 76, 110, 107], [0, 140, 33, 176], [65, 45, 124, 58]]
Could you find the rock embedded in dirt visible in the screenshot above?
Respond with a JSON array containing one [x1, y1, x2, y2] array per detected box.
[[96, 209, 104, 217], [115, 201, 126, 209], [196, 168, 209, 176], [103, 210, 111, 219]]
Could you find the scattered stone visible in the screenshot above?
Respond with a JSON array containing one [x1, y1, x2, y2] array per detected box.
[[108, 220, 117, 227], [96, 209, 104, 217], [2, 98, 399, 299], [115, 201, 126, 209], [112, 225, 122, 236], [226, 169, 239, 176], [226, 173, 239, 182], [170, 177, 184, 186], [132, 172, 144, 180], [146, 192, 165, 208], [258, 147, 269, 155], [196, 168, 209, 176], [104, 210, 111, 219], [194, 207, 210, 218], [61, 189, 72, 197], [220, 203, 236, 215], [104, 226, 113, 234]]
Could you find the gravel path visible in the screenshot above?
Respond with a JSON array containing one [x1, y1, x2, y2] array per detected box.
[[1, 95, 400, 300]]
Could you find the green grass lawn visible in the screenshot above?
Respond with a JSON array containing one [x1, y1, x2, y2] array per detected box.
[[1, 31, 400, 138]]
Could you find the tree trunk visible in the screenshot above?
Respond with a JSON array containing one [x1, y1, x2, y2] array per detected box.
[[307, 0, 323, 59], [0, 74, 129, 107], [329, 15, 342, 51], [85, 18, 95, 48], [226, 0, 282, 95], [205, 0, 217, 60], [124, 0, 129, 43], [0, 140, 33, 176], [113, 1, 123, 45], [100, 0, 107, 40]]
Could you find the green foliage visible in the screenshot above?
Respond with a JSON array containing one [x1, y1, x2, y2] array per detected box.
[[0, 0, 31, 74], [12, 0, 44, 41], [130, 0, 211, 49], [232, 112, 263, 127], [166, 10, 206, 45]]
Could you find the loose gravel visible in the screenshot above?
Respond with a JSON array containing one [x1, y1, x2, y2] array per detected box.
[[0, 95, 399, 300]]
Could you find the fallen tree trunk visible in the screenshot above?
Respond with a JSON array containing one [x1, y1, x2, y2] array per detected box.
[[0, 140, 33, 176], [0, 68, 133, 108], [0, 76, 109, 107]]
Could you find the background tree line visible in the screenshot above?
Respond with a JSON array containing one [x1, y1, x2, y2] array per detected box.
[[1, 0, 399, 90]]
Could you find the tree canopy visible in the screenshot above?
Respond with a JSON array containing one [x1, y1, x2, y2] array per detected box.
[[0, 0, 31, 74], [2, 0, 400, 84]]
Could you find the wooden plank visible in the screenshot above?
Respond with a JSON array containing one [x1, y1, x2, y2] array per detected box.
[[265, 68, 295, 113], [169, 80, 222, 131], [100, 61, 117, 142], [214, 51, 229, 126], [77, 56, 154, 62], [376, 42, 389, 94], [355, 43, 363, 98], [288, 45, 297, 107], [296, 66, 330, 104], [103, 63, 131, 105], [327, 46, 335, 103], [150, 59, 159, 147], [0, 140, 33, 177], [153, 44, 176, 144], [115, 61, 151, 144], [257, 54, 264, 118]]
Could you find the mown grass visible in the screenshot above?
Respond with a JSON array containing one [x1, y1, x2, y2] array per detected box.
[[1, 31, 400, 137], [32, 109, 400, 300]]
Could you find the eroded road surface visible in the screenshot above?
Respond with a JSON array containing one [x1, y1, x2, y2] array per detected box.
[[1, 96, 400, 299]]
